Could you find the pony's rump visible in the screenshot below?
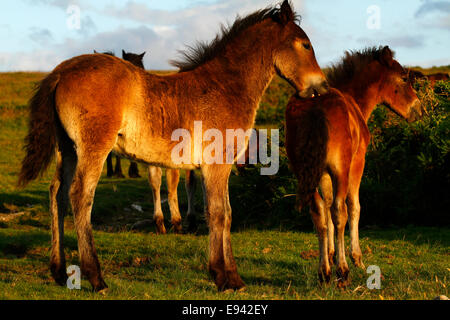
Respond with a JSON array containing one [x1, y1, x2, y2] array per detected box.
[[286, 102, 328, 209], [18, 73, 60, 187]]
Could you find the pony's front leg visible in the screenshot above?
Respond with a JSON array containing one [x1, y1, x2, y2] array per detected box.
[[310, 191, 332, 283], [69, 153, 108, 292], [166, 169, 182, 234], [148, 166, 166, 234], [202, 164, 245, 291]]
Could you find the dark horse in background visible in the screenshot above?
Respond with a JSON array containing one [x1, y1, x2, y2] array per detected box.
[[286, 47, 422, 287], [18, 1, 328, 292], [407, 68, 449, 87], [94, 50, 146, 179]]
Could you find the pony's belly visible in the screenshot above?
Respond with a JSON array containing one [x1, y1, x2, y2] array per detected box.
[[112, 135, 198, 170]]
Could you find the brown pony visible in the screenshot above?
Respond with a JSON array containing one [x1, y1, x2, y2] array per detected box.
[[427, 72, 449, 86], [102, 50, 146, 179], [18, 1, 328, 292], [406, 68, 449, 87], [286, 46, 421, 287]]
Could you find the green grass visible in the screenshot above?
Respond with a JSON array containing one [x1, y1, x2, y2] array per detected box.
[[0, 226, 448, 300], [0, 72, 449, 300]]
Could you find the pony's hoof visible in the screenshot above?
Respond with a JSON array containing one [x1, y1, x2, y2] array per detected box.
[[351, 254, 365, 269], [172, 222, 183, 234], [128, 173, 141, 179], [52, 273, 68, 287], [186, 215, 198, 233], [336, 268, 350, 289], [223, 273, 246, 291], [92, 279, 108, 293], [50, 264, 68, 286], [155, 218, 167, 235], [318, 270, 332, 284]]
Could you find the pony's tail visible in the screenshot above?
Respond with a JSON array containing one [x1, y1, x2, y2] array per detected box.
[[292, 108, 329, 210], [18, 73, 60, 188]]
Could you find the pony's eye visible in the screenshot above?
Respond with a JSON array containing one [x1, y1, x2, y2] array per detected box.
[[401, 76, 408, 83], [303, 43, 311, 50]]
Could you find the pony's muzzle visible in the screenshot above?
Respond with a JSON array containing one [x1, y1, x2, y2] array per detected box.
[[298, 80, 329, 98], [316, 81, 329, 95], [407, 100, 422, 123]]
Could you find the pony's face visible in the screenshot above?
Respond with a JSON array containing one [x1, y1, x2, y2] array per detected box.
[[122, 50, 146, 69], [272, 2, 328, 98], [377, 47, 422, 122]]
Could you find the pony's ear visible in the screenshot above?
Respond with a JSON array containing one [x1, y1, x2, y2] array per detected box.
[[139, 52, 146, 58], [122, 49, 126, 57], [94, 50, 98, 54], [279, 0, 294, 25], [380, 46, 393, 67]]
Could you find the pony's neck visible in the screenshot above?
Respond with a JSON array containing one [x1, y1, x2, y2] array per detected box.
[[338, 78, 382, 123], [196, 20, 278, 114]]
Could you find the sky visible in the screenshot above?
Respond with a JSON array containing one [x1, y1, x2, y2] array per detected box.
[[0, 0, 449, 71]]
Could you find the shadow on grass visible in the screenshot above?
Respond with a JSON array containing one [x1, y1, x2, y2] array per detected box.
[[0, 229, 78, 259], [359, 226, 450, 247], [0, 190, 49, 211]]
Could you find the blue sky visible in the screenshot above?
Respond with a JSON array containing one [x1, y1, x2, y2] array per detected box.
[[0, 0, 449, 71]]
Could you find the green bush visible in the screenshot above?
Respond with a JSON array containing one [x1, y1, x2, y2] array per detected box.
[[362, 80, 449, 226]]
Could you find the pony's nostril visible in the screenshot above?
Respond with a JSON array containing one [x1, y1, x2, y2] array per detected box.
[[317, 81, 329, 94]]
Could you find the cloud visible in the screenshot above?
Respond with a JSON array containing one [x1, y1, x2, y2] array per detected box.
[[0, 25, 172, 71], [414, 0, 450, 30], [357, 35, 425, 49], [77, 15, 97, 37], [22, 0, 82, 9], [29, 28, 53, 46], [415, 0, 450, 17]]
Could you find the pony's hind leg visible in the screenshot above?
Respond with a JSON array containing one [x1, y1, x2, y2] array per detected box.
[[347, 154, 366, 269], [148, 166, 166, 234], [320, 173, 335, 266], [166, 169, 182, 233], [202, 164, 245, 291], [185, 170, 198, 232], [330, 170, 350, 288], [310, 190, 332, 283], [113, 156, 125, 178], [69, 151, 108, 292], [50, 138, 77, 286]]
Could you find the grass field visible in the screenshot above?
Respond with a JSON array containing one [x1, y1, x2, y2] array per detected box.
[[0, 72, 449, 300]]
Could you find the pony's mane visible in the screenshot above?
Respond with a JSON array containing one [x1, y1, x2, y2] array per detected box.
[[170, 2, 299, 72], [326, 47, 395, 87]]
